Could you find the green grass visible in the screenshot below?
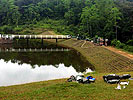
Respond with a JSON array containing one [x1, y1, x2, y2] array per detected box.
[[58, 39, 133, 73], [0, 30, 133, 100], [0, 72, 133, 100]]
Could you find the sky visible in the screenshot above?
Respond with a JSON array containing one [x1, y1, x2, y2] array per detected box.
[[0, 59, 92, 86]]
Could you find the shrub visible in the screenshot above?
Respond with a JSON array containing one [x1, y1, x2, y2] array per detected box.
[[111, 39, 133, 53], [118, 43, 126, 49], [126, 40, 133, 46], [23, 30, 32, 34], [22, 25, 30, 29], [3, 26, 15, 34], [128, 46, 133, 52], [124, 45, 133, 52], [111, 39, 119, 46], [14, 27, 23, 32], [111, 39, 125, 49]]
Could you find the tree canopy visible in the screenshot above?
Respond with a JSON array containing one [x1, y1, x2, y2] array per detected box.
[[0, 0, 132, 43]]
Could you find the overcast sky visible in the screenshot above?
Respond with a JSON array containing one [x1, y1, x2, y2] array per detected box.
[[0, 59, 88, 86]]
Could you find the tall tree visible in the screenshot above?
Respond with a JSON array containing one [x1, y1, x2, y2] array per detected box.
[[81, 0, 121, 39], [0, 0, 20, 26]]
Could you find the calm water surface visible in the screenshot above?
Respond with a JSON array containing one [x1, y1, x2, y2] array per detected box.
[[0, 40, 94, 86]]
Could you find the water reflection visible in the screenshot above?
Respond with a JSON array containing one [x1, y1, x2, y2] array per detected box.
[[0, 60, 84, 86], [0, 40, 94, 86]]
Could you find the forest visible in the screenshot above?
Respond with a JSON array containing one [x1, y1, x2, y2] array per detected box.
[[0, 0, 133, 50]]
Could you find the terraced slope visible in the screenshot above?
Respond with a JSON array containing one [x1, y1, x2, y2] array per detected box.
[[59, 39, 133, 73]]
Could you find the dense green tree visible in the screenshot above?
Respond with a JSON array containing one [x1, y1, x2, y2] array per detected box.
[[81, 0, 121, 39], [81, 5, 99, 37], [0, 0, 20, 26], [115, 0, 133, 42], [0, 0, 132, 43]]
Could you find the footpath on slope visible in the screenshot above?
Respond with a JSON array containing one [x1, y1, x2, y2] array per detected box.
[[79, 40, 133, 60], [103, 46, 133, 60]]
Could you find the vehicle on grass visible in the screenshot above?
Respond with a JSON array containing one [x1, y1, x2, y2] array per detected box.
[[120, 74, 131, 79], [103, 74, 131, 84], [103, 74, 120, 84]]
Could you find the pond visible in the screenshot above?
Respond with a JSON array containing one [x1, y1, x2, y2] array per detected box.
[[0, 40, 94, 86]]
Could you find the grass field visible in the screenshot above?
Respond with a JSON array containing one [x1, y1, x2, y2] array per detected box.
[[0, 72, 133, 100], [0, 30, 133, 100]]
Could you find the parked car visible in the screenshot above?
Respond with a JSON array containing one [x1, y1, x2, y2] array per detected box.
[[103, 74, 120, 84], [103, 74, 131, 84], [120, 74, 131, 79]]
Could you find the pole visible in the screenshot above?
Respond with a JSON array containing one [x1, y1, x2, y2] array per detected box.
[[41, 39, 43, 45], [56, 39, 58, 43]]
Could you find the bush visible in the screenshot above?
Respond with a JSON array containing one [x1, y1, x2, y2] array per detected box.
[[23, 30, 32, 34], [118, 43, 126, 49], [116, 41, 121, 47], [22, 25, 30, 29], [126, 40, 133, 46], [124, 45, 133, 52], [111, 39, 133, 53], [111, 39, 119, 46], [14, 27, 23, 32], [3, 26, 15, 34], [128, 46, 133, 52]]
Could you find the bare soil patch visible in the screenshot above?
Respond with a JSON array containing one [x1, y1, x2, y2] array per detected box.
[[103, 46, 133, 60]]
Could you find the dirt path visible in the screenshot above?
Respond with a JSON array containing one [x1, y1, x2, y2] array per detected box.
[[103, 46, 133, 60], [80, 40, 133, 60]]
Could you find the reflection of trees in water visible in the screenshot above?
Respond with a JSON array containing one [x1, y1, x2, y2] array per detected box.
[[13, 40, 64, 49], [0, 51, 94, 72], [0, 41, 94, 72]]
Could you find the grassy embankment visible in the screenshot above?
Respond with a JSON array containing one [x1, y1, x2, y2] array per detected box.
[[0, 72, 133, 100], [0, 30, 133, 100]]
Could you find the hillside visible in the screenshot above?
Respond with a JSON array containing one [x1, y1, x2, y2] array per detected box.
[[58, 39, 133, 73]]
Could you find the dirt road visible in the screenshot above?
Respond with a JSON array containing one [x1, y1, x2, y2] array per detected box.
[[103, 46, 133, 60]]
